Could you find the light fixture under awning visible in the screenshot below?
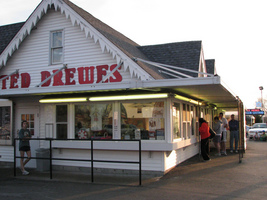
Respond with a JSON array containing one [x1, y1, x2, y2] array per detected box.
[[39, 97, 87, 103], [175, 94, 202, 105], [38, 93, 202, 104], [89, 93, 169, 101]]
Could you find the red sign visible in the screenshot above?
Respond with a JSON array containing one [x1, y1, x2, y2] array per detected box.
[[0, 64, 122, 89], [246, 109, 262, 112]]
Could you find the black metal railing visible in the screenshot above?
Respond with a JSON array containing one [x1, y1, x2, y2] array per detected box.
[[14, 138, 142, 185]]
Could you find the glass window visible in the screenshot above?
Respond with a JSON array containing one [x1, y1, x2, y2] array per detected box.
[[75, 104, 113, 139], [196, 107, 200, 136], [21, 114, 35, 136], [56, 105, 67, 139], [191, 106, 195, 136], [0, 106, 11, 141], [182, 103, 192, 139], [205, 109, 212, 126], [173, 102, 180, 139], [121, 101, 165, 140], [51, 31, 63, 64]]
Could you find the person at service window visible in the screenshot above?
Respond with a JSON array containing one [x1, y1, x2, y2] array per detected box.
[[199, 118, 211, 161]]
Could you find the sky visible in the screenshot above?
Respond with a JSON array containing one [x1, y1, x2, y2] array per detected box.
[[0, 0, 267, 109]]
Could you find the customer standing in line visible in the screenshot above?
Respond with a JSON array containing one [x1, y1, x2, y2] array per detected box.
[[213, 116, 222, 156], [229, 114, 239, 153], [219, 112, 228, 155], [19, 120, 32, 175], [199, 118, 211, 161]]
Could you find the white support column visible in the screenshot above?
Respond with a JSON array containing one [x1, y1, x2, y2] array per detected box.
[[113, 101, 121, 139], [166, 98, 172, 143]]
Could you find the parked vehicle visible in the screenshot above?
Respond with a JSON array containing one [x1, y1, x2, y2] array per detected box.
[[248, 123, 267, 139]]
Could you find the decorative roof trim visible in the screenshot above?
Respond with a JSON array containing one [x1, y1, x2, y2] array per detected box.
[[0, 0, 152, 81]]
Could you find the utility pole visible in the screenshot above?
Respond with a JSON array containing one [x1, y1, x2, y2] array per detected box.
[[259, 86, 264, 123]]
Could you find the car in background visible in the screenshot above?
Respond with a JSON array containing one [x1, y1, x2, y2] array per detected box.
[[248, 123, 267, 139]]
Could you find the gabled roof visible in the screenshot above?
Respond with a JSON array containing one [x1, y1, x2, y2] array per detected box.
[[138, 41, 202, 78], [0, 22, 24, 54], [0, 0, 214, 81], [206, 59, 216, 75], [62, 0, 164, 80], [0, 0, 163, 80], [0, 0, 239, 109]]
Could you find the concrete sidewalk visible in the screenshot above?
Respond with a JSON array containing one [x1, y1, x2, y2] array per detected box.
[[1, 139, 267, 199]]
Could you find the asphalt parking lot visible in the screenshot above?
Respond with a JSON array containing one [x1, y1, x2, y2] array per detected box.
[[1, 139, 267, 200]]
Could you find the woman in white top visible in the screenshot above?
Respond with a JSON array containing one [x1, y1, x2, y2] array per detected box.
[[219, 112, 228, 155], [213, 116, 222, 156]]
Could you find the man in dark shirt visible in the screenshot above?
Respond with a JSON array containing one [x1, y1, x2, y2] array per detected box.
[[229, 114, 239, 153]]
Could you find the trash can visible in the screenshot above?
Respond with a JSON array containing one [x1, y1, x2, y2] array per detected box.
[[36, 148, 50, 172]]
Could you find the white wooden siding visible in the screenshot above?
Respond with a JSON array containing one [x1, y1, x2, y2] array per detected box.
[[164, 143, 199, 171], [0, 146, 14, 162], [52, 149, 164, 172], [0, 9, 134, 91]]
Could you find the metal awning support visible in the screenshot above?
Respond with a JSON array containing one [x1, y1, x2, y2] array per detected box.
[[0, 69, 19, 82], [133, 58, 192, 78], [133, 57, 214, 77], [158, 70, 182, 79], [102, 62, 123, 83], [35, 64, 67, 87]]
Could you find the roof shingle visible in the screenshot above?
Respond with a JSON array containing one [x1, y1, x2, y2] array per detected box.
[[0, 22, 25, 54], [205, 59, 216, 75], [138, 41, 202, 78]]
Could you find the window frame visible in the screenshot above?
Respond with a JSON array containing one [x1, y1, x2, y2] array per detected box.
[[0, 100, 13, 145], [55, 104, 68, 139], [172, 102, 181, 140], [74, 102, 113, 140], [182, 104, 190, 139], [50, 30, 64, 65], [120, 99, 166, 141]]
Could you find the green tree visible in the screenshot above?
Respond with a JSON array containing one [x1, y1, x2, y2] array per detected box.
[[255, 115, 262, 123]]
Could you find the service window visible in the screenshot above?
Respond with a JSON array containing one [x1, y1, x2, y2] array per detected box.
[[0, 106, 12, 145], [121, 101, 165, 140], [205, 108, 212, 126], [182, 103, 193, 139], [173, 102, 181, 139], [56, 105, 67, 139], [74, 103, 113, 139], [191, 106, 195, 136]]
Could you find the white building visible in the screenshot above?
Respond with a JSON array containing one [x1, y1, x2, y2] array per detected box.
[[0, 0, 244, 176]]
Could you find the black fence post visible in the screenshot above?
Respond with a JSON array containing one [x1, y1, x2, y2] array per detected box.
[[139, 139, 142, 186], [91, 139, 94, 183], [12, 138, 142, 185], [14, 138, 16, 177], [49, 139, 52, 179]]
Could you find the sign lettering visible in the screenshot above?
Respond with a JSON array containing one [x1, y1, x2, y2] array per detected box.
[[245, 109, 264, 115], [0, 64, 122, 90]]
